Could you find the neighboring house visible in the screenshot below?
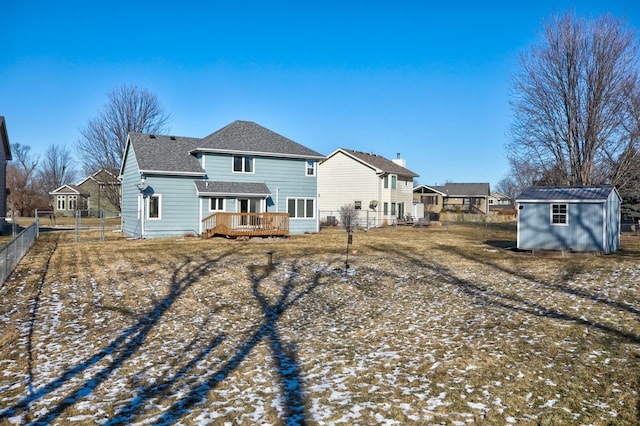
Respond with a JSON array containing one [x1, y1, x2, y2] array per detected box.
[[119, 120, 325, 238], [413, 184, 446, 217], [414, 182, 490, 215], [0, 116, 11, 223], [49, 185, 90, 216], [318, 149, 419, 227], [488, 191, 514, 213], [49, 169, 121, 217], [516, 186, 621, 254], [76, 169, 121, 217]]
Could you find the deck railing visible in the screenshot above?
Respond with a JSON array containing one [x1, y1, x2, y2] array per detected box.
[[202, 212, 289, 238]]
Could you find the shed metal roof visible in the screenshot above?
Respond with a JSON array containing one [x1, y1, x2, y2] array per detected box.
[[516, 186, 618, 202]]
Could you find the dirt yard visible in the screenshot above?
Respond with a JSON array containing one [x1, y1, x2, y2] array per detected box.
[[1, 224, 639, 425]]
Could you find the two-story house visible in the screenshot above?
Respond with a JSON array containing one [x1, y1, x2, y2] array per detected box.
[[318, 149, 419, 227], [49, 169, 121, 218], [119, 120, 325, 238]]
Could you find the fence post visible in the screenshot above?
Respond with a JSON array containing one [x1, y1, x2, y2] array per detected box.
[[75, 210, 81, 242]]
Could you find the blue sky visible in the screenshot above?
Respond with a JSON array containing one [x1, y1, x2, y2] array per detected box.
[[2, 1, 638, 188]]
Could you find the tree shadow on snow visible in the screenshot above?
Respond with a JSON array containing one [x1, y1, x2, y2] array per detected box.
[[0, 249, 237, 424], [149, 260, 320, 425], [0, 247, 322, 425], [368, 242, 640, 345]]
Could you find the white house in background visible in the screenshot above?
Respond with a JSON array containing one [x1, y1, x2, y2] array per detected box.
[[318, 148, 419, 227], [488, 191, 514, 212]]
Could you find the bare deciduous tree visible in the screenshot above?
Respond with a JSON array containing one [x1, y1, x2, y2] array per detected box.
[[339, 204, 359, 229], [76, 84, 171, 212], [507, 12, 640, 188], [7, 144, 47, 216], [38, 144, 77, 194]]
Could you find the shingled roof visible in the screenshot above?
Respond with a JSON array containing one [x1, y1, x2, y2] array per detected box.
[[194, 181, 271, 197], [127, 133, 206, 176], [331, 148, 419, 177], [198, 121, 325, 159], [516, 186, 619, 202], [432, 182, 490, 197]]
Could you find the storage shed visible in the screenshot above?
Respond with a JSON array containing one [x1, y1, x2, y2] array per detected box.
[[516, 186, 621, 254]]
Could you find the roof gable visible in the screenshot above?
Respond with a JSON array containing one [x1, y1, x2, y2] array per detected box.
[[413, 184, 446, 195], [49, 184, 89, 196], [198, 121, 324, 159], [516, 185, 619, 202], [327, 148, 419, 178], [77, 169, 119, 186]]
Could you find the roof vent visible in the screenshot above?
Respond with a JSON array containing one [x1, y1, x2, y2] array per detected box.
[[149, 134, 156, 139]]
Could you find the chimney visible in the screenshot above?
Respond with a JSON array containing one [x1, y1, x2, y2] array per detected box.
[[392, 153, 406, 168]]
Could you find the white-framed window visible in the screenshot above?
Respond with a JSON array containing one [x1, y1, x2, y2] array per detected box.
[[391, 175, 397, 189], [383, 202, 389, 215], [306, 160, 316, 176], [232, 155, 254, 173], [383, 176, 389, 188], [147, 194, 161, 220], [551, 203, 568, 225], [69, 195, 77, 210], [354, 200, 362, 210], [287, 198, 315, 219], [210, 197, 224, 211], [57, 195, 66, 210]]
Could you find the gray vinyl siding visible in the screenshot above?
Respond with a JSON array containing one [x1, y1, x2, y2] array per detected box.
[[121, 145, 201, 238], [141, 175, 200, 238], [202, 153, 319, 234], [604, 191, 621, 253], [518, 202, 606, 252], [0, 144, 6, 219], [121, 145, 142, 237]]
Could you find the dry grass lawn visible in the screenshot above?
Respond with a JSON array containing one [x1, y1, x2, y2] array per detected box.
[[0, 223, 639, 425]]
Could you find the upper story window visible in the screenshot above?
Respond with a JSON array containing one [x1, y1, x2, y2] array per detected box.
[[233, 155, 254, 173], [551, 203, 568, 225], [383, 176, 389, 188], [306, 160, 316, 176], [391, 175, 397, 189]]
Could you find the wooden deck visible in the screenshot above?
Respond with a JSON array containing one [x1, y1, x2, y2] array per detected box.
[[202, 212, 289, 238]]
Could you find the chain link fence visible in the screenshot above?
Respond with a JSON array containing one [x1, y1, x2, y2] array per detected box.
[[36, 210, 112, 242], [319, 210, 400, 231], [0, 219, 39, 284]]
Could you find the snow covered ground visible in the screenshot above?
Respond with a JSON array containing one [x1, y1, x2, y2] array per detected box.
[[0, 227, 639, 425]]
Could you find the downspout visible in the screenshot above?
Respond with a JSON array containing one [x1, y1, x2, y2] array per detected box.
[[199, 197, 203, 235]]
